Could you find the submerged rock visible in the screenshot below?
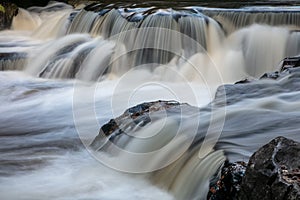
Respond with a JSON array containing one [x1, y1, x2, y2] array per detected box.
[[238, 136, 300, 200], [213, 59, 300, 107], [260, 71, 280, 80], [90, 100, 196, 149], [96, 100, 183, 135]]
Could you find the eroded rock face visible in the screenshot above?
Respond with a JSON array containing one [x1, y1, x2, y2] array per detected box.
[[238, 136, 300, 200]]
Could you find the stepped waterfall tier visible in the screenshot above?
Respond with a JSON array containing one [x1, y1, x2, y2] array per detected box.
[[0, 1, 300, 200]]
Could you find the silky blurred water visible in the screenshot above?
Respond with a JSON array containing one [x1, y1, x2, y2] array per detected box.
[[1, 1, 300, 200]]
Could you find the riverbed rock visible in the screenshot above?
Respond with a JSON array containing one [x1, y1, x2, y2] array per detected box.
[[280, 56, 300, 72], [213, 63, 300, 107], [238, 136, 300, 200], [90, 100, 197, 149], [259, 56, 300, 80]]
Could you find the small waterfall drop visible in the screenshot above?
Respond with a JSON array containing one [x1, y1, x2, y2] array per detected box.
[[12, 8, 41, 31], [203, 7, 300, 34], [6, 5, 296, 82]]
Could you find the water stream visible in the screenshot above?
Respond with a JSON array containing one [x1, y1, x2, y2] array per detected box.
[[0, 1, 300, 200]]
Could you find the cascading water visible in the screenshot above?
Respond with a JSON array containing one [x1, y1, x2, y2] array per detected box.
[[1, 1, 300, 200]]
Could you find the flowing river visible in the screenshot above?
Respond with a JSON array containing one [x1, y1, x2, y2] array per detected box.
[[0, 1, 300, 199]]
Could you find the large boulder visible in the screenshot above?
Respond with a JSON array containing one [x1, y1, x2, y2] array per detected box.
[[238, 136, 300, 200]]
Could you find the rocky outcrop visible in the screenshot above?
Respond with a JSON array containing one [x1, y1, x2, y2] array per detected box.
[[207, 137, 300, 200], [238, 136, 300, 200], [280, 56, 300, 72], [208, 161, 247, 200], [214, 56, 300, 107], [90, 100, 197, 149], [259, 56, 300, 80], [0, 2, 18, 30]]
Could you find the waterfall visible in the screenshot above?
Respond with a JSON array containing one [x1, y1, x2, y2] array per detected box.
[[1, 4, 299, 82], [1, 2, 300, 200], [203, 7, 300, 34]]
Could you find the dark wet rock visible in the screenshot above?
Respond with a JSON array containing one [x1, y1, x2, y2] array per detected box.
[[233, 56, 300, 85], [208, 161, 247, 200], [234, 78, 253, 84], [260, 71, 280, 80], [208, 137, 300, 200], [213, 64, 300, 107], [90, 100, 198, 150], [238, 136, 300, 200], [280, 56, 300, 72], [0, 2, 18, 30]]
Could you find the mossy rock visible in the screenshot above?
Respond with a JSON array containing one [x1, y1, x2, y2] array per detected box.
[[0, 4, 5, 13], [0, 2, 18, 30]]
